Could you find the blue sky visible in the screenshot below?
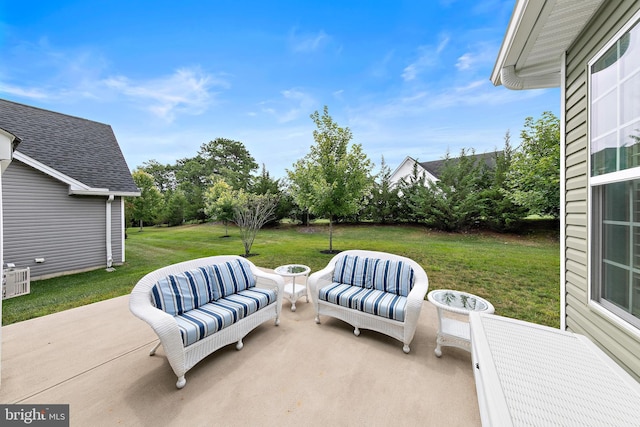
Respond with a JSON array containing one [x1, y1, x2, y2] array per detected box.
[[0, 0, 559, 179]]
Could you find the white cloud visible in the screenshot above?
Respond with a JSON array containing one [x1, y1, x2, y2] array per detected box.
[[103, 67, 228, 122], [402, 34, 450, 82], [261, 88, 316, 123], [289, 29, 329, 53], [456, 53, 474, 70], [0, 83, 50, 100]]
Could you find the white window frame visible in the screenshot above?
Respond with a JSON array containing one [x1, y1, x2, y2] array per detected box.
[[588, 8, 640, 336]]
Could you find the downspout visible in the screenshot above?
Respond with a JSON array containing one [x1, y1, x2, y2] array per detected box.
[[106, 195, 114, 269], [560, 53, 567, 331], [120, 198, 126, 263]]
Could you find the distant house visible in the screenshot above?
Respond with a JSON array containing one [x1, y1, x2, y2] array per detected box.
[[0, 99, 140, 280], [492, 0, 640, 380], [389, 151, 500, 188]]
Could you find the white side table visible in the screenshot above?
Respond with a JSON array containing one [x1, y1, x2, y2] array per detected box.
[[427, 289, 494, 357], [275, 264, 311, 312]]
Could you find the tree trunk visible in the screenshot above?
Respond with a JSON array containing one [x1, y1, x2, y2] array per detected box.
[[139, 219, 143, 231]]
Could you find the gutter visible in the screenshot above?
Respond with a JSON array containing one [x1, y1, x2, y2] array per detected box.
[[500, 65, 560, 90]]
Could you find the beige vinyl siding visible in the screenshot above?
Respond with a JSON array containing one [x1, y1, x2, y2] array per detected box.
[[565, 0, 640, 380], [2, 160, 120, 280]]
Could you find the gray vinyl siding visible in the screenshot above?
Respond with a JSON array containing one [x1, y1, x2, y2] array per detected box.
[[565, 0, 640, 380], [2, 160, 123, 280]]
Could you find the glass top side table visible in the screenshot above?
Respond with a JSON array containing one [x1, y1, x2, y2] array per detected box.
[[275, 264, 311, 312], [427, 289, 494, 357]]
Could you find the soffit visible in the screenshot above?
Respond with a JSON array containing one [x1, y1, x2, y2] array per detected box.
[[492, 0, 605, 88]]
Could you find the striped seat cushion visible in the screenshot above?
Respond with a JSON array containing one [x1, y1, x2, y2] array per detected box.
[[212, 259, 257, 298], [175, 301, 242, 346], [358, 289, 408, 322], [218, 288, 277, 317], [332, 255, 373, 288], [370, 259, 415, 297], [319, 283, 368, 310], [151, 266, 221, 316], [175, 287, 277, 346]]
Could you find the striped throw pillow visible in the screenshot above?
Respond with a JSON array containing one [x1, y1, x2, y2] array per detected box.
[[332, 255, 372, 288], [151, 266, 220, 316], [212, 259, 256, 298], [370, 259, 415, 297]]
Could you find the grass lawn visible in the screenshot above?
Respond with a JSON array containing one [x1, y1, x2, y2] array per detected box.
[[2, 223, 560, 327]]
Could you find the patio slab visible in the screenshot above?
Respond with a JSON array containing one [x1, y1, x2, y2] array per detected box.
[[0, 293, 480, 426]]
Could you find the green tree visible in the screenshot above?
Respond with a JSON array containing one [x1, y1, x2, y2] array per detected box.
[[423, 149, 488, 231], [369, 156, 400, 223], [481, 132, 528, 231], [287, 106, 373, 252], [140, 159, 176, 193], [287, 158, 315, 225], [234, 193, 278, 257], [397, 161, 429, 223], [199, 138, 258, 190], [253, 164, 280, 195], [129, 170, 163, 230], [163, 190, 188, 226], [506, 111, 560, 218], [253, 164, 290, 224], [175, 156, 208, 222], [204, 178, 239, 236]]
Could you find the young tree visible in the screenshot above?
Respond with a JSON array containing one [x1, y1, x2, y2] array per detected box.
[[423, 149, 488, 231], [506, 111, 561, 218], [129, 170, 163, 230], [369, 156, 400, 223], [287, 106, 373, 252], [204, 178, 239, 236], [397, 161, 429, 223], [482, 132, 528, 231], [234, 193, 278, 257], [253, 164, 280, 195]]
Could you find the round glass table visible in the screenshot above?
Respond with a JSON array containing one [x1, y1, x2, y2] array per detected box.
[[275, 264, 311, 312], [427, 289, 494, 357]]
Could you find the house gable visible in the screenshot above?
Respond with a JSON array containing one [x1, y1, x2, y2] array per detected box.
[[0, 99, 139, 195], [390, 152, 500, 189], [389, 156, 435, 187]]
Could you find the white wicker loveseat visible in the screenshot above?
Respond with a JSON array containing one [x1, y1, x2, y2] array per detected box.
[[129, 255, 284, 388], [308, 250, 429, 353]]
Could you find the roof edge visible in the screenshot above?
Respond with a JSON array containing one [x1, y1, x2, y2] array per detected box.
[[13, 151, 139, 196], [491, 0, 542, 86]]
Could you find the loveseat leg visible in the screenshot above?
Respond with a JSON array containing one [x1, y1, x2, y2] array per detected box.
[[150, 342, 161, 356], [275, 316, 280, 326], [236, 339, 244, 350], [354, 327, 360, 337], [176, 376, 186, 389], [403, 344, 410, 354], [315, 315, 321, 324]]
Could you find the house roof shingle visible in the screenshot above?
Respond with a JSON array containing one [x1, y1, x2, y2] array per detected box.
[[419, 151, 500, 178], [0, 99, 138, 194]]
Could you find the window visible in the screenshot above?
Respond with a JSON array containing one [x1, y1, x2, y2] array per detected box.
[[590, 16, 640, 329]]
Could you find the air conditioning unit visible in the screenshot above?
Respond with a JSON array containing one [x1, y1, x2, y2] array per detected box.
[[3, 267, 30, 299]]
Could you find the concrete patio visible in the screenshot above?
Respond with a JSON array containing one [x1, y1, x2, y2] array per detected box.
[[0, 291, 480, 426]]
